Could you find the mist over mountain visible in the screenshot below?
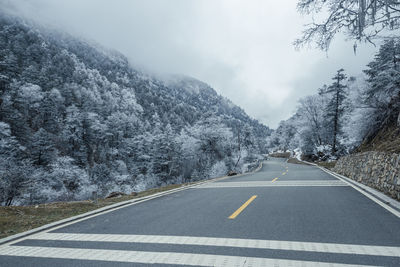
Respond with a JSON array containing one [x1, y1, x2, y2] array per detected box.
[[0, 11, 271, 206]]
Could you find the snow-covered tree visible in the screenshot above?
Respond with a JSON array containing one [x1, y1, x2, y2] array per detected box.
[[321, 69, 349, 155], [296, 0, 400, 50], [0, 122, 32, 206]]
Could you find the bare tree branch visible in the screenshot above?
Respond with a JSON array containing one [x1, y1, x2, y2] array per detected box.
[[295, 0, 400, 50]]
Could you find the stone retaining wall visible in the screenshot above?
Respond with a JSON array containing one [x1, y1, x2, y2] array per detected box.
[[333, 151, 400, 200]]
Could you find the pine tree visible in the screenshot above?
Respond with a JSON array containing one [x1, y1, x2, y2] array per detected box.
[[363, 39, 400, 118], [0, 122, 32, 206], [30, 128, 56, 166], [364, 39, 400, 109], [322, 69, 348, 155], [62, 105, 87, 165]]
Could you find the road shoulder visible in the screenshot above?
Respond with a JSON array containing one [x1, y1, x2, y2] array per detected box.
[[299, 160, 400, 218]]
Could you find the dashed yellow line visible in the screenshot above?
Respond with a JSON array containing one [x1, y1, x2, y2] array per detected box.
[[228, 195, 257, 219], [272, 178, 278, 182]]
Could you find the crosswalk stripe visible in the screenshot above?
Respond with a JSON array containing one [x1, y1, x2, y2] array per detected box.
[[0, 246, 379, 266], [27, 233, 400, 257], [196, 180, 348, 188]]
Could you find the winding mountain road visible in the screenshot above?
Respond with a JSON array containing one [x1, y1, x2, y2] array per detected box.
[[1, 158, 399, 266]]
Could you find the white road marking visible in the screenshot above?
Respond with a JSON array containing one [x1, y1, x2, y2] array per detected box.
[[319, 167, 400, 219], [0, 246, 379, 267], [24, 232, 400, 257], [196, 180, 348, 188]]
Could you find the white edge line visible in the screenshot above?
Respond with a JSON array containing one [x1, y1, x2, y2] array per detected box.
[[319, 167, 400, 219], [0, 162, 264, 246]]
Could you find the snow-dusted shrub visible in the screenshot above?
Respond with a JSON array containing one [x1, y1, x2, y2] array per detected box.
[[208, 161, 228, 178]]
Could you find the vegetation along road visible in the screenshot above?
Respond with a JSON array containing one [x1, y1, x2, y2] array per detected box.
[[0, 157, 399, 266]]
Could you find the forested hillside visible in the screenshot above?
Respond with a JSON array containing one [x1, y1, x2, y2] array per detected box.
[[268, 39, 400, 160], [0, 12, 271, 206]]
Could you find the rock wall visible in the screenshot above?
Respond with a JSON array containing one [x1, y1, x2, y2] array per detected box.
[[333, 151, 400, 200]]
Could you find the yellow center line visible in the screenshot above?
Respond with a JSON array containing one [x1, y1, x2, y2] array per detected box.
[[271, 178, 278, 182], [228, 195, 257, 219]]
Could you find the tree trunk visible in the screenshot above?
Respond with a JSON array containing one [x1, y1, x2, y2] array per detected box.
[[332, 81, 340, 154], [234, 126, 241, 169], [6, 196, 13, 206], [397, 112, 400, 127]]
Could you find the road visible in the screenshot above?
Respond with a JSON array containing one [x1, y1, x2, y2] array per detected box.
[[0, 158, 399, 266]]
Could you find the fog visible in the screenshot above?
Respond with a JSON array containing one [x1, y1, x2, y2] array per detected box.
[[5, 0, 378, 128]]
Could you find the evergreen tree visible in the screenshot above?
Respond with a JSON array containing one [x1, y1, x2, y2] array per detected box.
[[0, 122, 32, 206], [362, 39, 400, 131], [321, 69, 348, 155], [30, 128, 56, 166]]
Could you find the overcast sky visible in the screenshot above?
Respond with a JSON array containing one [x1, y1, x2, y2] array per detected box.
[[7, 0, 378, 128]]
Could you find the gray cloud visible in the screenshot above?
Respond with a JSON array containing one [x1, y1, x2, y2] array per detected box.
[[5, 0, 378, 128]]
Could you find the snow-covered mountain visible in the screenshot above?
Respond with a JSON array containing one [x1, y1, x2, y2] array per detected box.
[[0, 11, 271, 205]]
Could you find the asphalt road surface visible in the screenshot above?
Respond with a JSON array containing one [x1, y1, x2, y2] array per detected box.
[[1, 158, 399, 266]]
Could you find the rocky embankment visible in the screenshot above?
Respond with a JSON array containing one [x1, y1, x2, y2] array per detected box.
[[333, 151, 400, 200]]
